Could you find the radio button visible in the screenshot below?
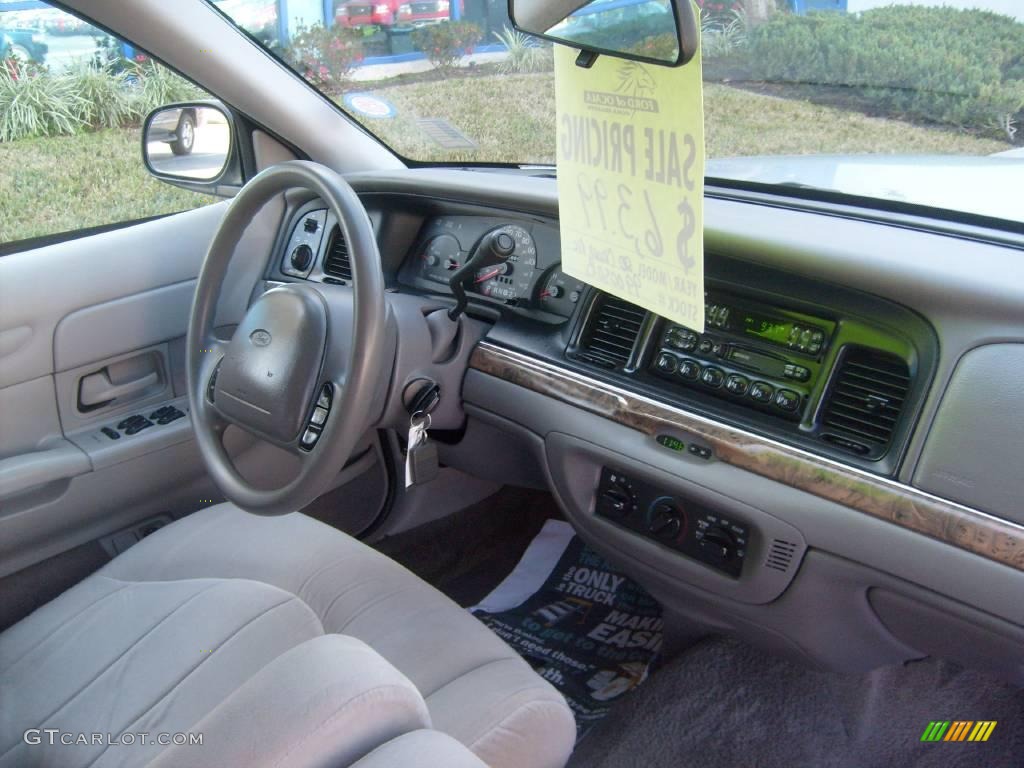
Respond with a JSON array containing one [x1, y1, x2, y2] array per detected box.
[[774, 388, 801, 412], [783, 364, 811, 382], [701, 367, 725, 389], [678, 359, 701, 381], [655, 352, 679, 374], [698, 338, 714, 355], [725, 374, 750, 395], [749, 381, 775, 403]]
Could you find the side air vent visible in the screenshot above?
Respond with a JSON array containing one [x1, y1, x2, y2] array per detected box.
[[576, 294, 647, 370], [322, 226, 352, 283], [820, 347, 911, 457], [765, 539, 797, 572]]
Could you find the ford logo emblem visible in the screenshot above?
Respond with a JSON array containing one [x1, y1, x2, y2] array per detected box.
[[250, 329, 272, 347]]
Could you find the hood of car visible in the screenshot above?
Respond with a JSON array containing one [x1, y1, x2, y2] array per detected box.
[[706, 152, 1024, 225]]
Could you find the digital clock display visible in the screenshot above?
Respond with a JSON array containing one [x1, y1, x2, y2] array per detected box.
[[742, 313, 797, 345]]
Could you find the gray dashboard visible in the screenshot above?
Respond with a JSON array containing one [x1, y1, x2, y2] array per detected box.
[[269, 168, 1024, 682]]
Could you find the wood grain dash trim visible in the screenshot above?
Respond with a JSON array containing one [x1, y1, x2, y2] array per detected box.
[[470, 341, 1024, 572]]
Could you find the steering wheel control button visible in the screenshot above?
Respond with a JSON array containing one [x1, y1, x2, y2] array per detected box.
[[311, 407, 328, 427], [774, 389, 801, 412], [725, 374, 750, 396], [749, 381, 775, 403], [301, 428, 321, 449], [701, 367, 725, 389]]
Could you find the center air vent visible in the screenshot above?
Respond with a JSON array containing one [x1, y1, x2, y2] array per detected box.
[[820, 347, 911, 457], [322, 226, 352, 283], [575, 294, 647, 370]]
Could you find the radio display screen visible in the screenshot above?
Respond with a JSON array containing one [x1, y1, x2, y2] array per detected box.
[[742, 313, 796, 345]]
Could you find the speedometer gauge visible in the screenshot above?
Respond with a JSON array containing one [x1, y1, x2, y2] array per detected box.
[[472, 224, 537, 302]]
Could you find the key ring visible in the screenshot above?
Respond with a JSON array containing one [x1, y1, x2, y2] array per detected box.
[[411, 411, 432, 431]]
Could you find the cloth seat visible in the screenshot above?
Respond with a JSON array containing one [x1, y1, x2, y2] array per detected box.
[[0, 503, 576, 768]]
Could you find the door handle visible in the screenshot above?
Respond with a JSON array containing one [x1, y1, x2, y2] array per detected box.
[[79, 369, 159, 408]]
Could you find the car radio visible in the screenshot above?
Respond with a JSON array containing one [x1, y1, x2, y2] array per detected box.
[[649, 291, 835, 421]]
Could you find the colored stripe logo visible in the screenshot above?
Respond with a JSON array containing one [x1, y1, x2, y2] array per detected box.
[[921, 721, 997, 742]]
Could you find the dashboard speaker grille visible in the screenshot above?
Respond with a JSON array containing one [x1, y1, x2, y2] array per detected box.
[[765, 539, 797, 572], [577, 294, 647, 369], [820, 347, 910, 454], [323, 226, 352, 282]]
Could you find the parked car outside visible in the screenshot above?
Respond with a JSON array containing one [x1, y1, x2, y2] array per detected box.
[[0, 26, 48, 65], [147, 106, 203, 156], [336, 0, 456, 30]]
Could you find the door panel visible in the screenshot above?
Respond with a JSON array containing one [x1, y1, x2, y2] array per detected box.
[[0, 196, 286, 576]]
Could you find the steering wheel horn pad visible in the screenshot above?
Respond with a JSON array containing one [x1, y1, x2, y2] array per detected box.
[[213, 285, 329, 445]]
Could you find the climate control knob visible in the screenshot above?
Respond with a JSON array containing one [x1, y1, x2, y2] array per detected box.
[[647, 497, 684, 542], [699, 525, 738, 561], [597, 479, 635, 520]]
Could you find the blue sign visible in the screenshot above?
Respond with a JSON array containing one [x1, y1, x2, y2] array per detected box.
[[342, 92, 398, 119]]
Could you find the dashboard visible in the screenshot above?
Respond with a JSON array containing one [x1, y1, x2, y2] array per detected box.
[[271, 198, 935, 478], [265, 172, 1024, 686]]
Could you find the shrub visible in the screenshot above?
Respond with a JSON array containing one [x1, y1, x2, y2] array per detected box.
[[285, 23, 364, 92], [0, 62, 86, 142], [411, 21, 483, 72], [702, 7, 750, 59], [70, 63, 135, 129], [494, 27, 552, 75], [746, 6, 1024, 139], [127, 60, 206, 119]]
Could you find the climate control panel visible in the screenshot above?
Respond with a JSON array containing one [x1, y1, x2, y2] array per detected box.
[[595, 467, 750, 578]]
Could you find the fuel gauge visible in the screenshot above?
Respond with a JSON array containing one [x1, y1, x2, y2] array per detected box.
[[537, 266, 586, 318], [420, 234, 462, 284]]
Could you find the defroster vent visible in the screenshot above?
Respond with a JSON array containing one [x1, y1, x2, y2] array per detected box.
[[820, 347, 910, 457], [576, 294, 647, 370], [323, 226, 352, 283]]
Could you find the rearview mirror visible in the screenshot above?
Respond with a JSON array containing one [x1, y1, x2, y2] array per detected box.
[[509, 0, 698, 67], [143, 103, 232, 183]]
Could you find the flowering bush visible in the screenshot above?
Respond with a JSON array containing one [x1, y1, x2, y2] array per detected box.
[[411, 22, 483, 73], [285, 23, 364, 91], [698, 0, 745, 28]]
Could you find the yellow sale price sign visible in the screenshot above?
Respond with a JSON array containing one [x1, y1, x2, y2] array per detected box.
[[554, 39, 705, 332]]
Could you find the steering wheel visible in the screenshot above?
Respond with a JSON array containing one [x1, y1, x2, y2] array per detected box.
[[187, 161, 392, 516]]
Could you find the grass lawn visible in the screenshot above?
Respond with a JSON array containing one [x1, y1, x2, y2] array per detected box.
[[0, 128, 216, 244], [359, 75, 1008, 163], [1, 75, 1010, 244]]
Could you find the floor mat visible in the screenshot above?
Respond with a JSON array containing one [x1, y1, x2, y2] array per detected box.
[[568, 635, 1024, 768], [471, 520, 663, 739]]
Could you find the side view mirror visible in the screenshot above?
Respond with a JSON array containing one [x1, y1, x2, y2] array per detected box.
[[509, 0, 698, 67], [143, 101, 242, 195]]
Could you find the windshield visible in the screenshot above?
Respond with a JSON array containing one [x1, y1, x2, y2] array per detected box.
[[207, 0, 1024, 224]]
